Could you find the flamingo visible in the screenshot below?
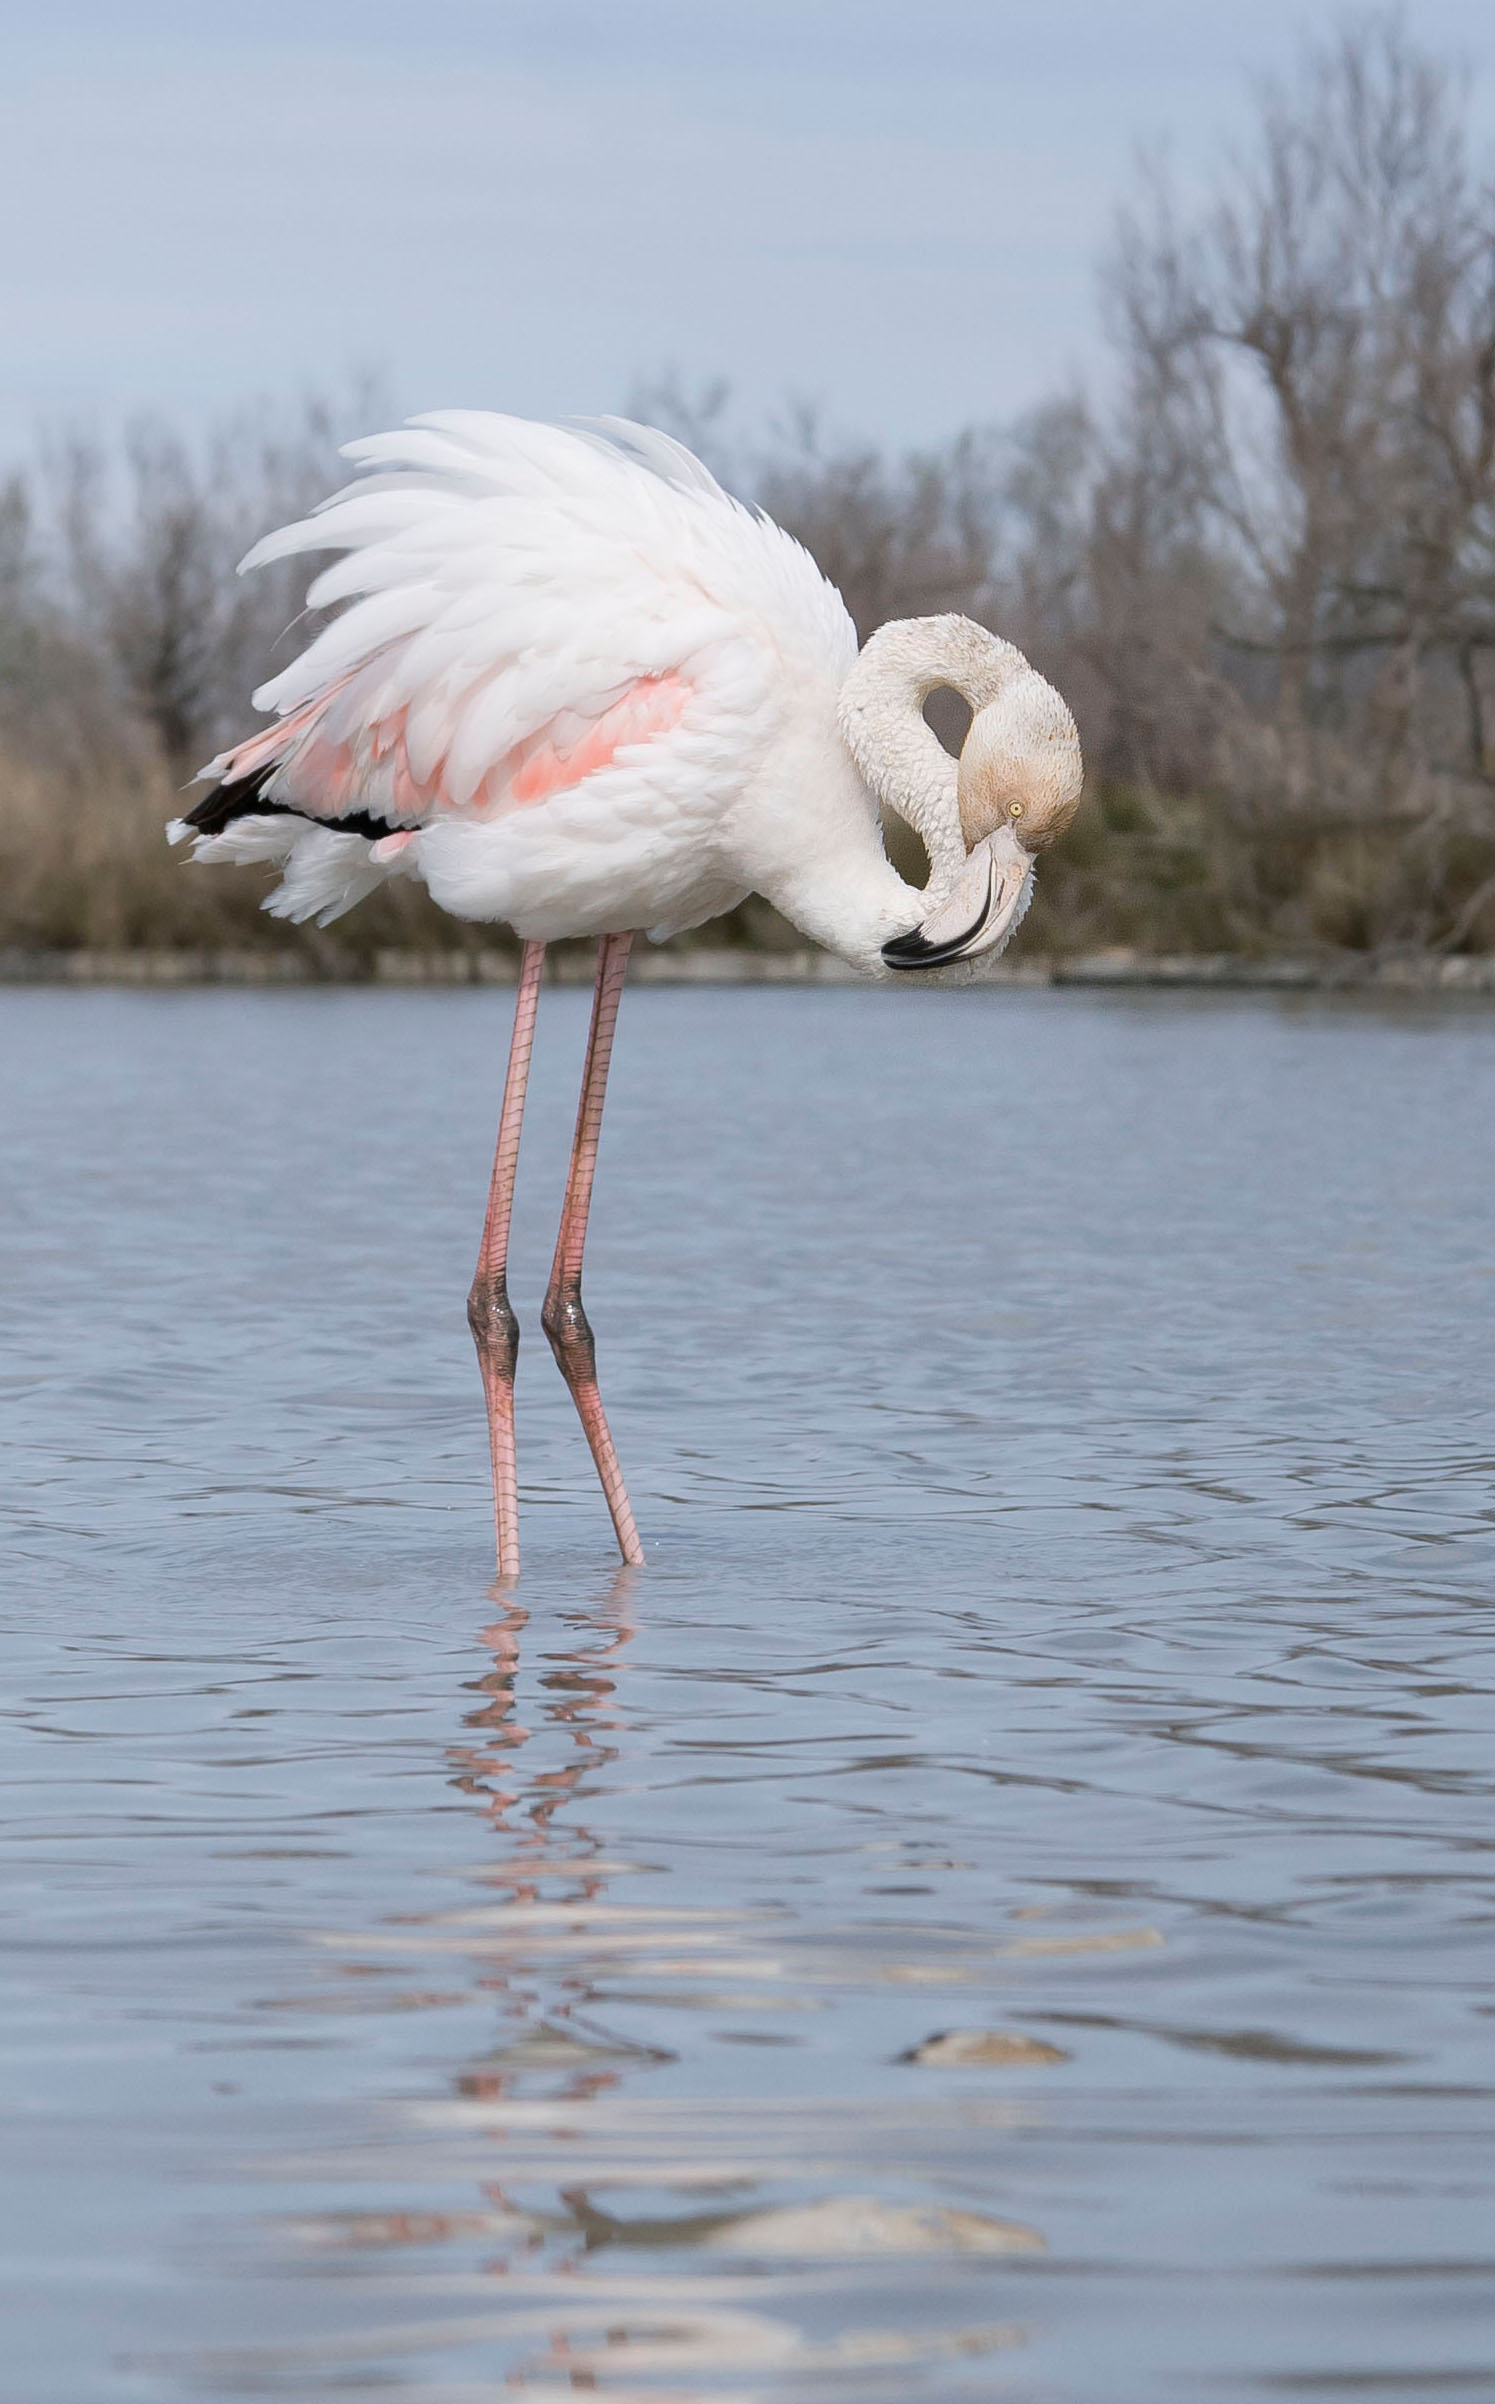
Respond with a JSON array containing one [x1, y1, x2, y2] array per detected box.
[[170, 413, 1084, 1577]]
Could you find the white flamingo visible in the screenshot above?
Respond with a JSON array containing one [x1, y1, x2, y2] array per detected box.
[[171, 413, 1084, 1576]]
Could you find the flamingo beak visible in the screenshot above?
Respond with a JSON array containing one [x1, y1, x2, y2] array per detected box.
[[880, 826, 1033, 971]]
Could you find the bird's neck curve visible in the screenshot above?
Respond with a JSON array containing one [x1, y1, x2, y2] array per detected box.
[[836, 615, 1030, 900]]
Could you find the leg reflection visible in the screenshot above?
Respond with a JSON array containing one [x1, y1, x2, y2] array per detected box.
[[445, 1566, 656, 2144]]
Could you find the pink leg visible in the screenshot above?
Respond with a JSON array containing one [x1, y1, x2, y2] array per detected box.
[[542, 932, 645, 1567], [468, 939, 546, 1580]]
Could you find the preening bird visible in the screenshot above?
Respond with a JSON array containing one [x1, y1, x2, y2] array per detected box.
[[172, 412, 1084, 1576]]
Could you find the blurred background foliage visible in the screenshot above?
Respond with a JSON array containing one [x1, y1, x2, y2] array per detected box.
[[2, 18, 1494, 963]]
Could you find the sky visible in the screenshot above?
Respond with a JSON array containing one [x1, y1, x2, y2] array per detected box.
[[3, 0, 1494, 463]]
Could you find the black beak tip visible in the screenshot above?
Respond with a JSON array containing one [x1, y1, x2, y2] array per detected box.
[[881, 855, 999, 973], [881, 928, 940, 971]]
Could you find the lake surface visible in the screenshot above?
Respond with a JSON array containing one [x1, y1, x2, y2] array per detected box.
[[2, 982, 1493, 2404]]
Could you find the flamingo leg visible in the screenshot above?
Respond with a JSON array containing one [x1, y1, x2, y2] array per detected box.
[[542, 931, 645, 1567], [468, 938, 547, 1580]]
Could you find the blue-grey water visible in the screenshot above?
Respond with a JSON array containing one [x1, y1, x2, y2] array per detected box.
[[2, 983, 1493, 2404]]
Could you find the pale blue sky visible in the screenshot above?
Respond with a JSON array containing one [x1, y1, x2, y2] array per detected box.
[[4, 1, 1493, 460]]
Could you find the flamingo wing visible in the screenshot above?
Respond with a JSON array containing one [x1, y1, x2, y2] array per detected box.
[[173, 414, 854, 927]]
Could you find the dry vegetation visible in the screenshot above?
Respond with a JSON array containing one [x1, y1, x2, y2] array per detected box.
[[3, 18, 1494, 964]]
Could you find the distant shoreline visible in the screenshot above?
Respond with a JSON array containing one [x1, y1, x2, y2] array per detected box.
[[5, 945, 1495, 995]]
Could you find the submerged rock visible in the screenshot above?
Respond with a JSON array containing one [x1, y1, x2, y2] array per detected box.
[[903, 2028, 1070, 2068]]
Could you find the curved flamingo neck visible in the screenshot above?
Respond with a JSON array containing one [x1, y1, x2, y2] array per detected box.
[[837, 616, 1028, 899]]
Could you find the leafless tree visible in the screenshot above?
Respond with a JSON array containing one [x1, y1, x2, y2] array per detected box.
[[1107, 13, 1495, 830]]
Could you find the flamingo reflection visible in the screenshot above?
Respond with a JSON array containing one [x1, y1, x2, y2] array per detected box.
[[262, 1582, 1035, 2395]]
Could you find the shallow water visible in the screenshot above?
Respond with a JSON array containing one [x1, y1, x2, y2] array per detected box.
[[2, 983, 1494, 2404]]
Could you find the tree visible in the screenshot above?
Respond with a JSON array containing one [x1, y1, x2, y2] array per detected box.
[[1106, 13, 1495, 823]]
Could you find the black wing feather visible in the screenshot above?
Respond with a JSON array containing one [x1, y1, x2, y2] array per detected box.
[[183, 762, 390, 845]]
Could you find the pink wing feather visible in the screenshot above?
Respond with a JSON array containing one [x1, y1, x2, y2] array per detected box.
[[207, 664, 694, 830]]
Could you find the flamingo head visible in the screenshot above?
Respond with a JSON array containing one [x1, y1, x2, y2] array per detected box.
[[882, 664, 1083, 971]]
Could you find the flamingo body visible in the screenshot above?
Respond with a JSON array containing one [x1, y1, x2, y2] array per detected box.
[[175, 414, 915, 968]]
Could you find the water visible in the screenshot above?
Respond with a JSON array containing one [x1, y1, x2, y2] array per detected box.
[[2, 982, 1493, 2404]]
